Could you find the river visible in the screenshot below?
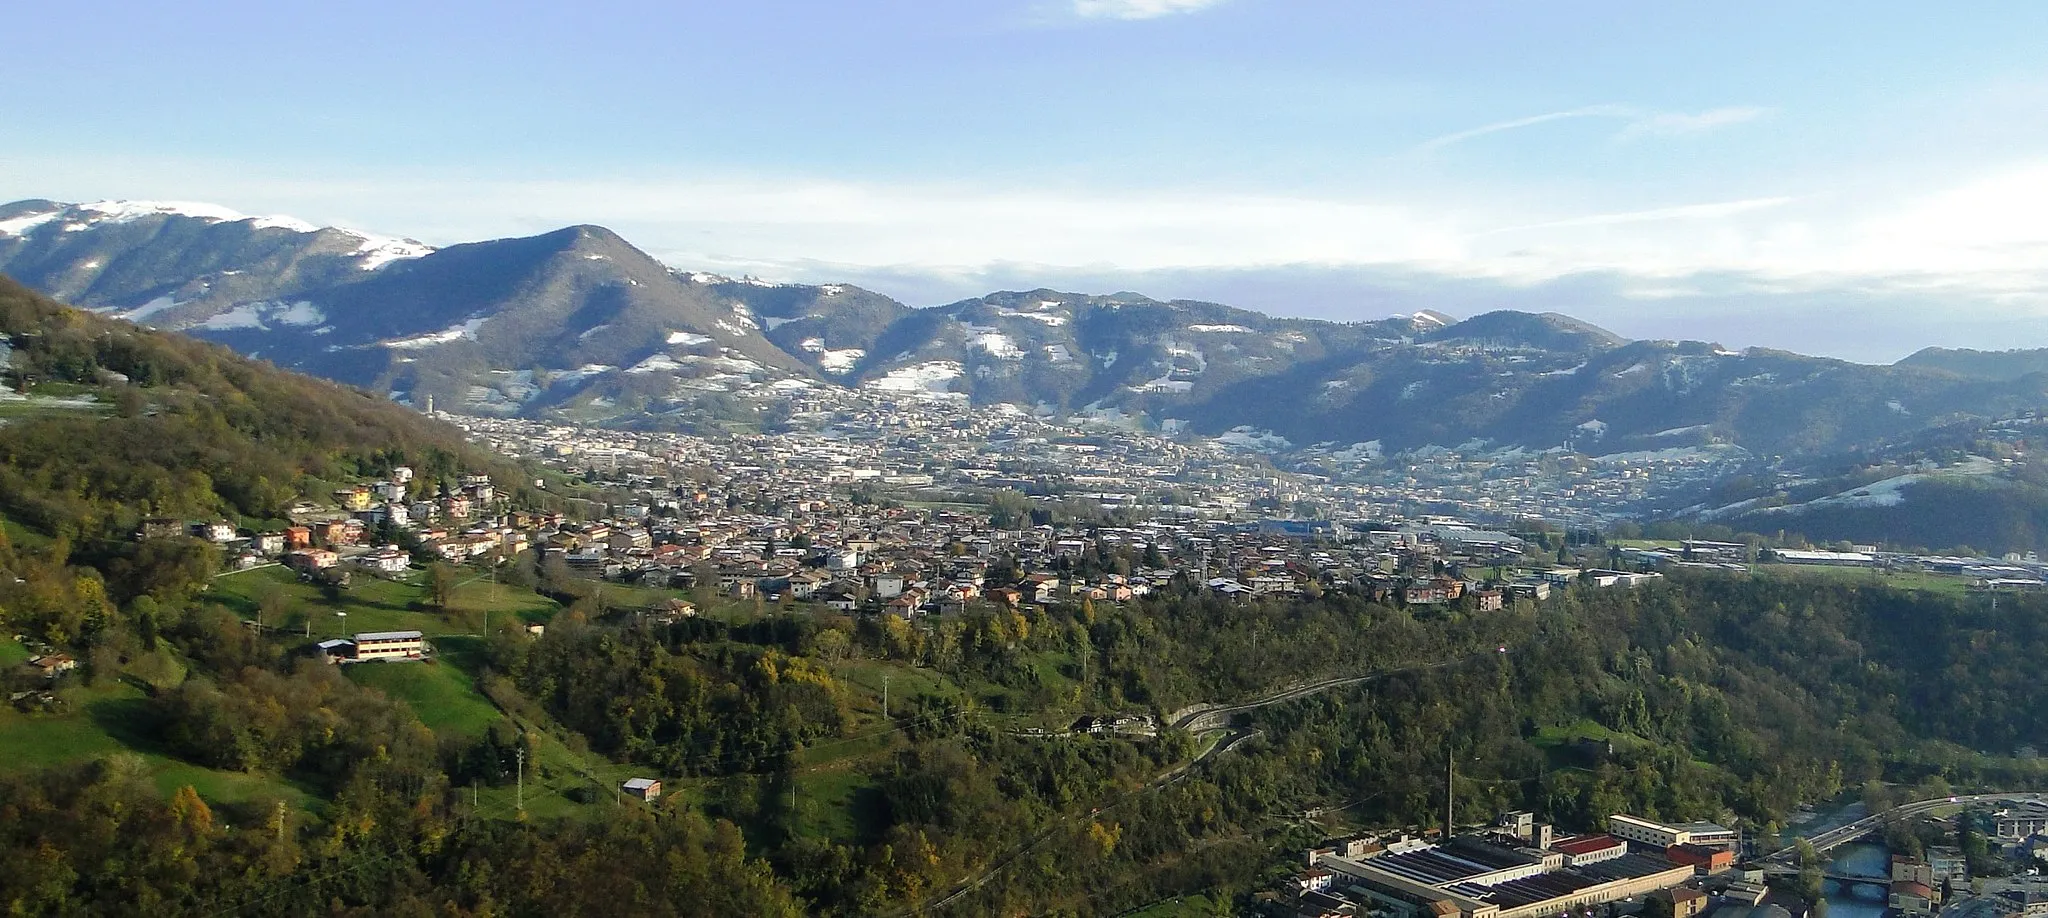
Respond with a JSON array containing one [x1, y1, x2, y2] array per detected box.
[[1823, 842, 1893, 918]]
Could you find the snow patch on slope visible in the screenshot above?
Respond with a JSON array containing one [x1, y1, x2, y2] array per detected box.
[[0, 207, 66, 236], [867, 361, 963, 395], [194, 300, 328, 331], [970, 332, 1023, 359], [551, 364, 616, 385], [77, 200, 247, 223], [384, 316, 486, 348], [124, 296, 186, 322], [627, 354, 686, 374], [818, 349, 864, 373]]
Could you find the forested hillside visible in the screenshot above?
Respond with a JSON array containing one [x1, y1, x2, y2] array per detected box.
[[2, 276, 2046, 915]]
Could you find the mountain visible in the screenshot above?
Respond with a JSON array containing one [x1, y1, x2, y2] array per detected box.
[[823, 288, 1415, 413], [1419, 309, 1627, 352], [0, 199, 430, 320], [12, 197, 2048, 460], [1896, 346, 2048, 382], [1188, 339, 2048, 456], [0, 202, 854, 420]]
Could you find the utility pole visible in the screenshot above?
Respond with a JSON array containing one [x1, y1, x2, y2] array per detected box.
[[516, 747, 525, 813], [882, 672, 890, 720], [1444, 753, 1456, 841]]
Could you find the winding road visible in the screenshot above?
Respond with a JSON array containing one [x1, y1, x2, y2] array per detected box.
[[918, 648, 1508, 914], [1172, 648, 1507, 733]]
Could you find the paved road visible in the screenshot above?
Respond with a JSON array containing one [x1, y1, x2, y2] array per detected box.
[[1759, 792, 2040, 864], [1172, 650, 1504, 733], [921, 650, 1506, 914]]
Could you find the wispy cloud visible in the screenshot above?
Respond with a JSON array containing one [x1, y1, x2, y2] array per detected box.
[[1069, 0, 1228, 21], [1415, 105, 1768, 153], [1615, 106, 1771, 140], [1412, 106, 1633, 153], [1479, 196, 1796, 235]]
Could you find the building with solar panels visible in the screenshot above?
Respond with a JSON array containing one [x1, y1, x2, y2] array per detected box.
[[1309, 833, 1695, 918]]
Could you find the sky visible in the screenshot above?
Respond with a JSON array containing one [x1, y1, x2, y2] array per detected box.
[[7, 0, 2048, 361]]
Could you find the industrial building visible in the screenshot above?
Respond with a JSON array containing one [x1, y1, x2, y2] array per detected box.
[[1606, 814, 1737, 851], [1309, 832, 1696, 918]]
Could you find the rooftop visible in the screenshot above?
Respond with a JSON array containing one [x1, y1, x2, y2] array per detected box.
[[354, 630, 424, 642], [1552, 835, 1625, 856]]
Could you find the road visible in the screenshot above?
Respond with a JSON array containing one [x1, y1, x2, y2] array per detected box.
[[919, 649, 1505, 914], [1171, 649, 1504, 733], [1758, 792, 2040, 865]]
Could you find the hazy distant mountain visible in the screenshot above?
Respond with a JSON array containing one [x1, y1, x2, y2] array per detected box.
[[1896, 346, 2048, 382], [10, 197, 2048, 459]]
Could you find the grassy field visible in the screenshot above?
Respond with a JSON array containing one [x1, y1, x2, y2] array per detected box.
[[789, 766, 873, 843], [0, 514, 53, 550], [347, 659, 502, 739], [0, 681, 315, 809], [0, 633, 29, 668], [450, 577, 560, 625], [1754, 563, 1974, 597], [209, 565, 451, 638], [207, 564, 564, 642], [1530, 718, 1636, 750], [0, 388, 111, 421]]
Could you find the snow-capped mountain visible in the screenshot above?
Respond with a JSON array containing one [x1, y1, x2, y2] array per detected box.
[[0, 199, 431, 326], [8, 197, 2048, 458]]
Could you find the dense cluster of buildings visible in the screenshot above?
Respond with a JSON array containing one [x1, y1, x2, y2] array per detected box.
[[412, 415, 1675, 619]]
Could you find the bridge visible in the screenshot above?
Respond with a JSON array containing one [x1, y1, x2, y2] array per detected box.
[[1755, 792, 2040, 867]]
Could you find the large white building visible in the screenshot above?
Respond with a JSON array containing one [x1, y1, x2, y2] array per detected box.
[[1607, 815, 1737, 851]]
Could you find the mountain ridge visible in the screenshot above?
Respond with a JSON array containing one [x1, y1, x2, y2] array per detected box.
[[9, 197, 2048, 461]]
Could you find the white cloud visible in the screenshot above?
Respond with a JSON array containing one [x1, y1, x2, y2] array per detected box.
[[1069, 0, 1227, 20]]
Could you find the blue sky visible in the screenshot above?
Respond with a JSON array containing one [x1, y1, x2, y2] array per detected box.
[[7, 0, 2048, 360]]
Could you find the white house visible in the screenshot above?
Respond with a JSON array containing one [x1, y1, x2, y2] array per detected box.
[[362, 545, 411, 574]]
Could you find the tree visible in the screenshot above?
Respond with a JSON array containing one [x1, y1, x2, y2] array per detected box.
[[988, 489, 1030, 530], [428, 563, 457, 612]]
